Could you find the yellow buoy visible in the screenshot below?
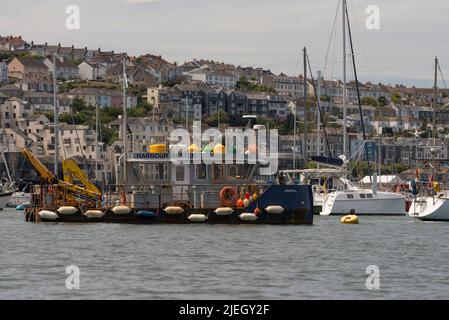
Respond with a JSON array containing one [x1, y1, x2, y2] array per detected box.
[[341, 214, 359, 224], [187, 144, 201, 153], [213, 143, 225, 154], [149, 144, 167, 154]]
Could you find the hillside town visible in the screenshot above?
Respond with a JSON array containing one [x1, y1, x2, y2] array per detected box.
[[1, 34, 449, 184]]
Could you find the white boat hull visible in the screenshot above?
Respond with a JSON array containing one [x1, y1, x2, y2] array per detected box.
[[6, 192, 31, 207], [0, 191, 14, 209], [409, 196, 449, 221], [321, 190, 406, 216]]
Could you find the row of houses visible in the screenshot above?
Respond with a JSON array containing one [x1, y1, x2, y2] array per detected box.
[[147, 84, 291, 120]]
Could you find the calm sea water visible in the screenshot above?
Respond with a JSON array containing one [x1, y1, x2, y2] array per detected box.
[[0, 208, 448, 300]]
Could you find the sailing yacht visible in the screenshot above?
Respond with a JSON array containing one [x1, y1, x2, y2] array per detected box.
[[0, 137, 17, 210], [408, 57, 449, 221], [319, 0, 406, 216]]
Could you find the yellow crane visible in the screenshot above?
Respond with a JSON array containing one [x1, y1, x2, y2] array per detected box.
[[21, 148, 102, 207]]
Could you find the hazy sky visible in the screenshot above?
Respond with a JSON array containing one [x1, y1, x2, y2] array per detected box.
[[1, 0, 448, 87]]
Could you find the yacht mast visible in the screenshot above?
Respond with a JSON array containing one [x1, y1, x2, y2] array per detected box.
[[317, 70, 322, 158], [53, 54, 59, 178], [303, 47, 308, 167], [432, 56, 438, 179], [433, 56, 438, 145], [122, 55, 128, 191], [342, 0, 347, 158]]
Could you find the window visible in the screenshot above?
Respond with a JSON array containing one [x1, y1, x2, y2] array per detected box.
[[360, 194, 366, 199], [196, 164, 207, 181], [176, 166, 185, 182], [347, 194, 354, 199], [367, 194, 373, 199], [213, 164, 224, 180]]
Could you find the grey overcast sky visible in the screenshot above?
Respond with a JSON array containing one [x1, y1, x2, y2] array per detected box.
[[1, 0, 448, 87]]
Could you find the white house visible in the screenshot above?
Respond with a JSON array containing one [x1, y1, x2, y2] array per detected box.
[[184, 65, 238, 89], [78, 61, 107, 80]]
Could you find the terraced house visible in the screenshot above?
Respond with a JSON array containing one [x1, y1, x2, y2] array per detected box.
[[7, 57, 49, 81]]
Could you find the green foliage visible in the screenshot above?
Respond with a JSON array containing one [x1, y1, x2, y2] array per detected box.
[[320, 94, 331, 102], [205, 110, 230, 126], [377, 96, 388, 106], [351, 161, 410, 179], [41, 112, 54, 122], [391, 92, 403, 105], [360, 96, 378, 106], [236, 77, 276, 94]]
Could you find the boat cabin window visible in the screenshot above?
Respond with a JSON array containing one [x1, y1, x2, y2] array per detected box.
[[360, 194, 366, 199], [144, 163, 168, 180], [175, 166, 185, 182], [196, 164, 207, 181], [347, 194, 354, 199], [213, 164, 224, 180], [367, 194, 373, 198]]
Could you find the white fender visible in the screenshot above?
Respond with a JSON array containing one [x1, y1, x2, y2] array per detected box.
[[38, 210, 58, 221], [164, 206, 184, 214], [265, 205, 285, 214], [239, 213, 258, 221], [214, 207, 233, 216], [84, 210, 105, 219], [188, 214, 208, 222], [57, 206, 77, 215], [112, 205, 131, 215]]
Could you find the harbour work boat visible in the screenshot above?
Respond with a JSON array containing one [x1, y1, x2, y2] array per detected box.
[[21, 53, 313, 225], [21, 143, 314, 225]]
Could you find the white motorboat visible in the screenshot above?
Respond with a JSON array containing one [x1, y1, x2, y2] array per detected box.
[[321, 188, 406, 216]]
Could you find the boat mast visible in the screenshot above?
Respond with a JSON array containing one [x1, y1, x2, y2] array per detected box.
[[433, 56, 438, 145], [342, 0, 347, 159], [95, 103, 99, 182], [432, 56, 438, 180], [317, 70, 322, 158], [303, 47, 308, 167], [122, 55, 128, 191], [53, 54, 59, 179]]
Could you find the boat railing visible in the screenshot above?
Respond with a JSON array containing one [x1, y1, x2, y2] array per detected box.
[[29, 183, 273, 210]]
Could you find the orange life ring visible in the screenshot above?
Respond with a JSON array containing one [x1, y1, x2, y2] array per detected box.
[[219, 186, 238, 207]]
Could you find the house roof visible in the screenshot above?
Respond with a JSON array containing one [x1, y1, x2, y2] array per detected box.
[[12, 56, 47, 69]]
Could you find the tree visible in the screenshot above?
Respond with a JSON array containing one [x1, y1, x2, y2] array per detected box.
[[391, 92, 402, 105], [235, 76, 276, 94], [205, 110, 230, 126], [360, 96, 378, 106], [377, 96, 388, 106]]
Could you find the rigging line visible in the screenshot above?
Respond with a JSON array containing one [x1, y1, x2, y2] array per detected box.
[[349, 0, 373, 82], [323, 0, 341, 77], [346, 2, 372, 182], [437, 63, 447, 89], [330, 18, 339, 81], [69, 110, 88, 172], [306, 54, 333, 158]]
